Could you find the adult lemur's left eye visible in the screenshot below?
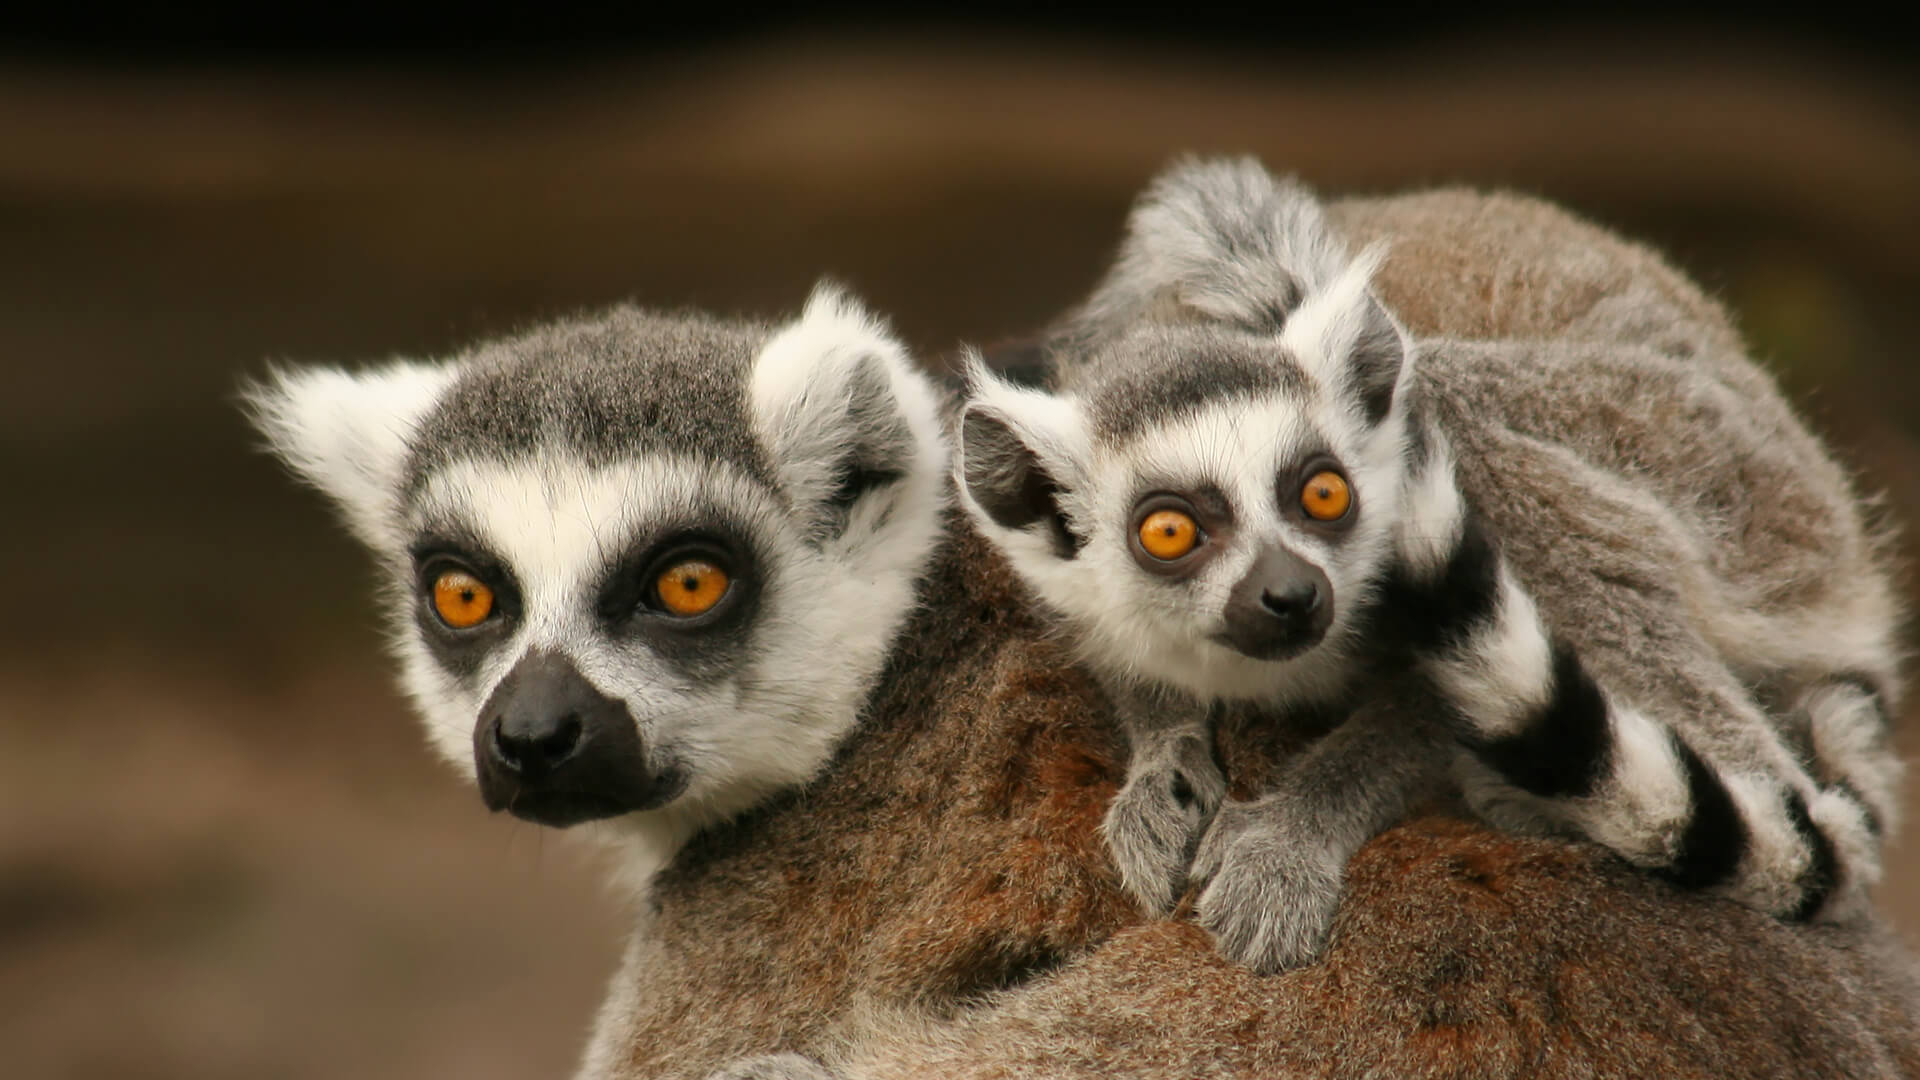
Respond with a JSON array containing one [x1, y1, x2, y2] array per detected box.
[[1138, 509, 1201, 560], [656, 559, 731, 617], [1301, 470, 1352, 521]]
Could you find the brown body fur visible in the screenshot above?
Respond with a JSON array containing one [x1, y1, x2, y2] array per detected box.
[[582, 191, 1920, 1079]]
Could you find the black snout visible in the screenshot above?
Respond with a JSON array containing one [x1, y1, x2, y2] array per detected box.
[[473, 651, 684, 827], [489, 704, 583, 778], [1216, 547, 1335, 660]]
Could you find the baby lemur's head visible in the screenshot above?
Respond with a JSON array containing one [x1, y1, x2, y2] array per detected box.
[[247, 285, 947, 861], [958, 159, 1423, 704]]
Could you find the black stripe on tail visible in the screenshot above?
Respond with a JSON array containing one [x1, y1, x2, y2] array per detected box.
[[1372, 507, 1502, 657], [1461, 642, 1612, 800], [1660, 736, 1747, 892], [1784, 790, 1839, 922]]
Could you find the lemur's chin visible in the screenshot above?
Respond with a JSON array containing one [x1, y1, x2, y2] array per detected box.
[[488, 769, 689, 828], [1211, 627, 1326, 663]]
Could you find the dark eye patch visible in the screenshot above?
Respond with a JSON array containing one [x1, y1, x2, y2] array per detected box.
[[407, 532, 523, 679], [594, 517, 765, 682], [1282, 451, 1358, 535]]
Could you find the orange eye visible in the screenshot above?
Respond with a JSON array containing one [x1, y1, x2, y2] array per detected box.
[[1301, 470, 1352, 521], [1138, 509, 1201, 561], [656, 560, 731, 617], [432, 570, 495, 629]]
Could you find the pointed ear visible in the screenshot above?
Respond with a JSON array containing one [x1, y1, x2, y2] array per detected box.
[[749, 283, 948, 550], [241, 360, 455, 552], [955, 355, 1089, 560], [1280, 243, 1411, 425]]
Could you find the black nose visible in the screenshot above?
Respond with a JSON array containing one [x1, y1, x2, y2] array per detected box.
[[1215, 547, 1334, 661], [488, 709, 583, 778], [472, 650, 683, 826], [1260, 581, 1322, 620]]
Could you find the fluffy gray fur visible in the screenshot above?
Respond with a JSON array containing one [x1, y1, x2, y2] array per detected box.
[[957, 158, 1904, 972]]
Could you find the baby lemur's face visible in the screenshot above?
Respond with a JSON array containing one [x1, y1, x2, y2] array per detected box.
[[248, 288, 947, 861], [960, 265, 1415, 704]]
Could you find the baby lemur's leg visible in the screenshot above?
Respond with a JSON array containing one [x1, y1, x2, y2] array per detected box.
[[1383, 477, 1873, 922], [1099, 685, 1227, 916], [1187, 705, 1452, 974]]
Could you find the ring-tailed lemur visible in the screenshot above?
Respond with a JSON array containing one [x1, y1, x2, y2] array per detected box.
[[957, 158, 1903, 973], [246, 285, 950, 889]]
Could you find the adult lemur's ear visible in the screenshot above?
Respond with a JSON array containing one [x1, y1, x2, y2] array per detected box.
[[242, 360, 455, 552], [1281, 244, 1411, 426], [954, 355, 1091, 561], [750, 283, 947, 555]]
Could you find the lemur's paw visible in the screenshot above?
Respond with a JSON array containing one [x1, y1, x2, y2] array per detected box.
[[704, 1053, 841, 1080], [1101, 742, 1227, 916], [1190, 801, 1346, 974]]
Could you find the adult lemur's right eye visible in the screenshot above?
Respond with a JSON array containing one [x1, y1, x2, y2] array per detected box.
[[1138, 509, 1200, 561], [433, 569, 495, 628], [656, 559, 731, 617]]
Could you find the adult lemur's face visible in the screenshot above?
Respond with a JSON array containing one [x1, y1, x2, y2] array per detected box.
[[247, 289, 947, 856], [959, 273, 1413, 705]]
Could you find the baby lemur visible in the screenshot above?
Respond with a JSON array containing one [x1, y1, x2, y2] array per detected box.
[[957, 158, 1902, 972]]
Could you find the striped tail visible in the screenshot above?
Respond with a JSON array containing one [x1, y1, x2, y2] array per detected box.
[[1377, 508, 1876, 922]]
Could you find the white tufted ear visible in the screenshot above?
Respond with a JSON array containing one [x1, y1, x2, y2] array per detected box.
[[243, 360, 455, 552], [954, 353, 1094, 562], [1279, 243, 1412, 426], [749, 282, 948, 556]]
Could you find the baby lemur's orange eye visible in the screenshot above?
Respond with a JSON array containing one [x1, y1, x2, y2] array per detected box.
[[1301, 470, 1352, 522], [1138, 509, 1200, 561], [656, 560, 731, 617], [433, 570, 495, 629]]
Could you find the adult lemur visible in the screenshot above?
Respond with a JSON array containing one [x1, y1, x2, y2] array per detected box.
[[957, 158, 1903, 972], [248, 183, 1916, 1080]]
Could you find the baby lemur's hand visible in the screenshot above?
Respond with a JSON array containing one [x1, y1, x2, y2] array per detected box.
[[1190, 794, 1347, 974], [1102, 728, 1227, 915]]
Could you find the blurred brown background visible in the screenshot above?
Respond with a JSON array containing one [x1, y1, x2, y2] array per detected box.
[[2, 14, 1916, 1079]]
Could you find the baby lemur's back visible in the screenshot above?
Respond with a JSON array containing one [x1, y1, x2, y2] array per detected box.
[[1339, 185, 1902, 834], [1338, 188, 1898, 691]]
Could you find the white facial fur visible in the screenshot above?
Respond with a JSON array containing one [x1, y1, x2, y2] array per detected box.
[[249, 284, 949, 886]]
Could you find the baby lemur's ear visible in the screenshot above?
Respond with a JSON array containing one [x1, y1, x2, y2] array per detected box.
[[242, 360, 456, 552], [1280, 244, 1412, 426], [955, 355, 1090, 561], [750, 283, 948, 552]]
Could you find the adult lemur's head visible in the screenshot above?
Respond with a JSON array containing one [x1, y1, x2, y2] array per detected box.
[[957, 158, 1429, 705], [247, 286, 947, 862]]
